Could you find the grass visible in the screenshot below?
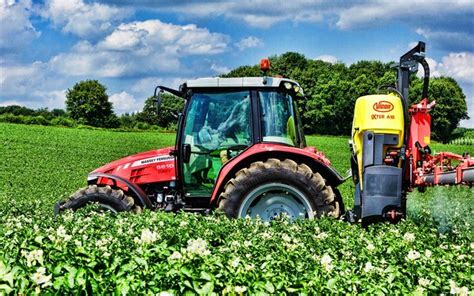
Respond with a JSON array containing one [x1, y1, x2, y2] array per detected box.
[[0, 123, 473, 294]]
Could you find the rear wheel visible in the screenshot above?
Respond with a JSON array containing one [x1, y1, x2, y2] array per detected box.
[[57, 185, 141, 214], [218, 158, 340, 221]]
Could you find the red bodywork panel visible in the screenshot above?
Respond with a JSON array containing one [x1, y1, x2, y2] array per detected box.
[[209, 143, 338, 203], [92, 146, 176, 189], [91, 142, 342, 204], [408, 99, 433, 167]]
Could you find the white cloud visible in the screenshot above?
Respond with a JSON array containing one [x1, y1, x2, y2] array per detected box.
[[415, 28, 474, 52], [99, 20, 228, 55], [235, 36, 263, 51], [110, 91, 138, 114], [0, 0, 39, 51], [0, 62, 45, 95], [336, 1, 473, 29], [160, 1, 326, 28], [418, 52, 474, 83], [33, 89, 66, 109], [0, 100, 24, 106], [315, 55, 338, 64], [418, 52, 474, 128], [50, 19, 229, 78], [210, 64, 230, 75], [439, 53, 474, 83], [148, 1, 472, 52], [42, 0, 131, 38], [0, 61, 69, 109]]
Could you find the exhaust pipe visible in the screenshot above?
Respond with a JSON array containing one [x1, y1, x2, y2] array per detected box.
[[422, 168, 474, 185]]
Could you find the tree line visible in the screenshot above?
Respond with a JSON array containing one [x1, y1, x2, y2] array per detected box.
[[0, 52, 469, 142], [223, 52, 469, 143]]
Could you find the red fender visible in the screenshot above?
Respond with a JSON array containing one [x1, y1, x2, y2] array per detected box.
[[209, 143, 344, 204]]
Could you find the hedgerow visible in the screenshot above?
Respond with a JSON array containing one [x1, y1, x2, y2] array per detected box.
[[0, 123, 472, 294]]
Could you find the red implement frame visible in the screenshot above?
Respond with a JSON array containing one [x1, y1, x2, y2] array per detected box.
[[407, 98, 474, 187]]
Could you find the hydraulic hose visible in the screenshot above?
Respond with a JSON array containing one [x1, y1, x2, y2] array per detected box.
[[420, 59, 430, 99]]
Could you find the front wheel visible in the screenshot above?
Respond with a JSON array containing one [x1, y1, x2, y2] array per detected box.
[[56, 185, 141, 214], [218, 158, 341, 221]]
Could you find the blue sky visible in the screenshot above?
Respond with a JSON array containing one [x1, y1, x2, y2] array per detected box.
[[1, 0, 473, 127]]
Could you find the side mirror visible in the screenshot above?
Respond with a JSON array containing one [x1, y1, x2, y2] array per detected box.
[[182, 144, 191, 163], [153, 86, 163, 114]]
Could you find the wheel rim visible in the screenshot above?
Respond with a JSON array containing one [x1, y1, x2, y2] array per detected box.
[[238, 183, 314, 221]]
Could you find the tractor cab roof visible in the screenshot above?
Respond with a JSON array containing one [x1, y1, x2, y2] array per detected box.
[[182, 77, 304, 95]]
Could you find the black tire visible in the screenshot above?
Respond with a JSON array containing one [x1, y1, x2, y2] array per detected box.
[[58, 185, 141, 214], [218, 158, 341, 220]]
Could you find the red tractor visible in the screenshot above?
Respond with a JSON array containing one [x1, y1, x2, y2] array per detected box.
[[56, 42, 473, 225]]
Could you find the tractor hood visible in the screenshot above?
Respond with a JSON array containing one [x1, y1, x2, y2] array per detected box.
[[91, 146, 176, 184]]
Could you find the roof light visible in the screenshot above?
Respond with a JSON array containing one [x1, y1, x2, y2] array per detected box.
[[284, 82, 292, 90], [294, 85, 301, 93], [260, 58, 270, 72]]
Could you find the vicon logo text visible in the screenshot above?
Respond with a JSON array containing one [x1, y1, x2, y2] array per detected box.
[[373, 101, 394, 112]]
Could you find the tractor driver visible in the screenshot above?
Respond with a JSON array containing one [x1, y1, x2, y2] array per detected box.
[[197, 95, 251, 150]]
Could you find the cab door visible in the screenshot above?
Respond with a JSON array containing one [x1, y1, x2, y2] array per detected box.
[[178, 90, 252, 198]]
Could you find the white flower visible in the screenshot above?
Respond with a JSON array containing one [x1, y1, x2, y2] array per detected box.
[[418, 278, 431, 287], [282, 234, 292, 242], [470, 242, 474, 249], [261, 232, 271, 239], [403, 232, 415, 242], [316, 232, 328, 239], [449, 280, 470, 295], [320, 254, 333, 272], [424, 249, 432, 258], [234, 286, 247, 293], [135, 228, 158, 244], [244, 240, 252, 247], [55, 225, 72, 241], [458, 287, 469, 296], [406, 250, 421, 261], [185, 238, 211, 256], [158, 292, 173, 296], [245, 263, 255, 271], [31, 267, 52, 288], [179, 221, 188, 227], [363, 262, 374, 273], [230, 257, 240, 268], [366, 243, 375, 252], [23, 249, 44, 267], [169, 251, 182, 260], [56, 226, 66, 237]]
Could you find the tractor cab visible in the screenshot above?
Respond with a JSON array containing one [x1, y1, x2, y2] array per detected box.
[[173, 76, 307, 198]]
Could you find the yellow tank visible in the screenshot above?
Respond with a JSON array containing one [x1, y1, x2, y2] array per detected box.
[[351, 94, 404, 185]]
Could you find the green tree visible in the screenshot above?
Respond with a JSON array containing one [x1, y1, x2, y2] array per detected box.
[[223, 65, 260, 77], [222, 52, 469, 139], [137, 93, 184, 128], [270, 52, 308, 77], [65, 80, 118, 128]]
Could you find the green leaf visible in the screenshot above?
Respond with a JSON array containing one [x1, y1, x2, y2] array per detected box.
[[264, 281, 275, 293], [200, 271, 212, 281], [67, 267, 78, 289]]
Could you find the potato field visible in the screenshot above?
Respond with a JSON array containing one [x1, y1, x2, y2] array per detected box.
[[0, 123, 472, 294]]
